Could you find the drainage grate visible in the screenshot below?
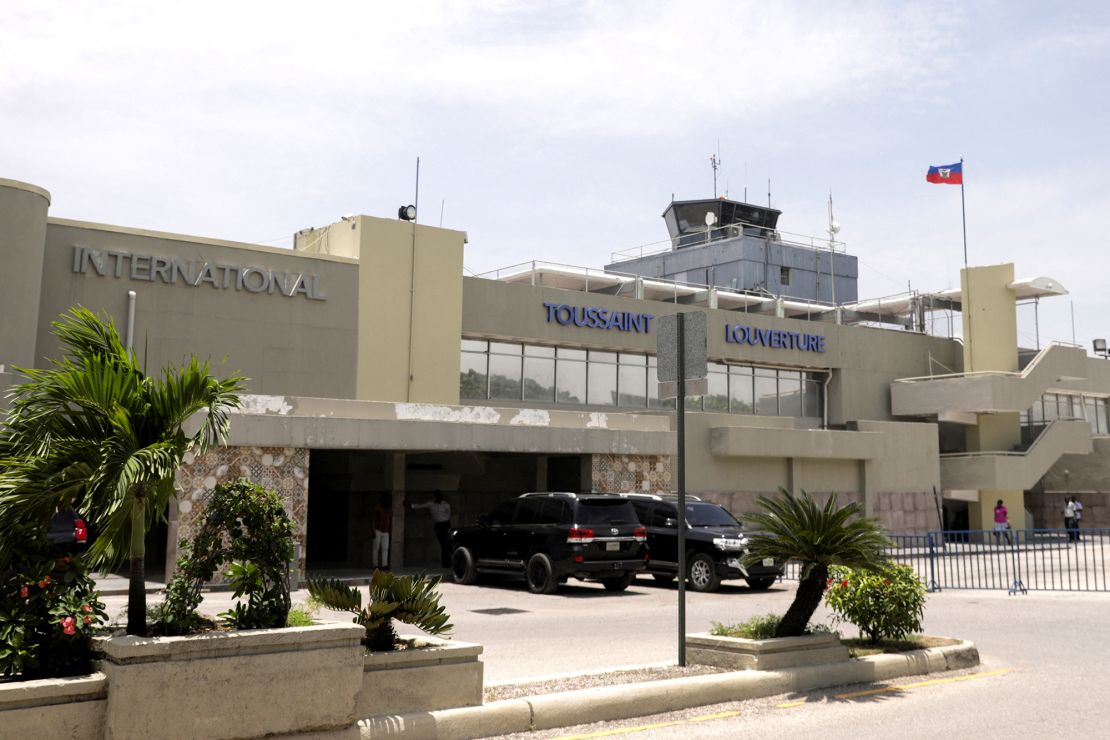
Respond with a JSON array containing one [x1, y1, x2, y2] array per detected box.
[[471, 607, 528, 616]]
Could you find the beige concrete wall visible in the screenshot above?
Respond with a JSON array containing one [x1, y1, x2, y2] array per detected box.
[[95, 624, 365, 740], [37, 220, 359, 398], [0, 179, 50, 370], [461, 277, 961, 425], [0, 672, 106, 740], [960, 264, 1023, 530], [355, 216, 465, 404], [962, 264, 1018, 375]]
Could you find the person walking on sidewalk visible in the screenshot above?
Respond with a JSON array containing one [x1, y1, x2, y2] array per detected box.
[[993, 499, 1012, 546], [1064, 497, 1077, 543], [1071, 495, 1084, 542], [411, 491, 453, 567]]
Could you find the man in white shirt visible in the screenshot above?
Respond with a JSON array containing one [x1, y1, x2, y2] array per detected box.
[[411, 491, 452, 567]]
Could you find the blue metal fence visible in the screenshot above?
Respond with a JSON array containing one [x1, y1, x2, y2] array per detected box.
[[782, 528, 1110, 594]]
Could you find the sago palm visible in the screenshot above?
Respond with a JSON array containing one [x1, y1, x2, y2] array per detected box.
[[742, 488, 890, 638], [0, 307, 243, 635]]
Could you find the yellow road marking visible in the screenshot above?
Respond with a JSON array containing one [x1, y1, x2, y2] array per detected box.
[[551, 710, 741, 739], [776, 669, 1014, 708], [834, 669, 1013, 700]]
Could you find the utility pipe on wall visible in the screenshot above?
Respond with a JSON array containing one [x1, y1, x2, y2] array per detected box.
[[125, 290, 137, 350]]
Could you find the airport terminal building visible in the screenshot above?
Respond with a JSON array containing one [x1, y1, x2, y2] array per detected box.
[[3, 177, 1109, 575]]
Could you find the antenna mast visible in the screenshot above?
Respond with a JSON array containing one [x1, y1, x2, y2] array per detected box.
[[710, 151, 721, 198], [827, 191, 840, 310]]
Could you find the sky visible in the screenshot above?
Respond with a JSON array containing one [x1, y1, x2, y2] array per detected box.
[[3, 1, 1110, 353]]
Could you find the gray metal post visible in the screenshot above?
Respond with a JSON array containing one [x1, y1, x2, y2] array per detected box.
[[676, 312, 687, 667]]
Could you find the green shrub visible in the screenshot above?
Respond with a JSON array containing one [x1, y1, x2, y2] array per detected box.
[[156, 480, 294, 634], [0, 526, 107, 679], [710, 614, 781, 640], [823, 564, 926, 644], [710, 614, 833, 640], [307, 570, 452, 651]]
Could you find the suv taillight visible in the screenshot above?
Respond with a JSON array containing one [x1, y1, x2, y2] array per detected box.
[[633, 526, 647, 543], [74, 519, 88, 543], [566, 527, 594, 544]]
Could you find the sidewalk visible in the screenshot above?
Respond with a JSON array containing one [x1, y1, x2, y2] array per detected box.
[[92, 572, 165, 596]]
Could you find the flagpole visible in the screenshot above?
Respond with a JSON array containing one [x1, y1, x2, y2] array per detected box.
[[959, 156, 971, 371], [959, 157, 968, 269]]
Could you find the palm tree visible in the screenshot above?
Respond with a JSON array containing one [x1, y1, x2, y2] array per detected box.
[[743, 488, 890, 638], [0, 307, 243, 635]]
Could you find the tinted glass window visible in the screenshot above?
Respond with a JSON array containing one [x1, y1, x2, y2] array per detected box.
[[685, 503, 739, 527], [575, 499, 639, 525], [488, 502, 516, 525], [630, 501, 653, 523], [515, 498, 543, 525], [538, 498, 571, 524], [652, 503, 677, 527]]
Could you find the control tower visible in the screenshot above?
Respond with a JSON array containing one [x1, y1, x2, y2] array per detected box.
[[605, 198, 857, 305]]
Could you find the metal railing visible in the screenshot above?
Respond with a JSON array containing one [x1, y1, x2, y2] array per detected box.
[[609, 221, 847, 264], [781, 528, 1110, 594]]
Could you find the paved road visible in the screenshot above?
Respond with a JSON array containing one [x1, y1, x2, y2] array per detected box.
[[103, 573, 1108, 737]]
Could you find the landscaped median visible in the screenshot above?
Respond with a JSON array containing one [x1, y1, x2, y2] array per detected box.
[[356, 639, 980, 739]]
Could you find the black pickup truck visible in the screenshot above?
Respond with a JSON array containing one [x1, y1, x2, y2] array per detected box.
[[623, 493, 782, 592], [449, 492, 648, 594]]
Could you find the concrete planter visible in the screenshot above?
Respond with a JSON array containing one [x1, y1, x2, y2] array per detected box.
[[0, 672, 107, 740], [94, 622, 366, 740], [686, 631, 850, 670], [357, 636, 483, 719]]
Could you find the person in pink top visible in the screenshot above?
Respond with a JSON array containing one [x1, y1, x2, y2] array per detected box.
[[993, 499, 1011, 545]]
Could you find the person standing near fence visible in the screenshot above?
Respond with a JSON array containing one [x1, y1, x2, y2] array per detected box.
[[411, 491, 453, 568], [1064, 497, 1077, 543], [1071, 495, 1084, 542], [993, 499, 1012, 545], [371, 494, 392, 571]]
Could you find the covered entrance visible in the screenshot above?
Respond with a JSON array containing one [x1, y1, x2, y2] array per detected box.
[[306, 450, 592, 570]]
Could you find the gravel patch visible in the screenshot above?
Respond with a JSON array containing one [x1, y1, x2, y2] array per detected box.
[[484, 664, 727, 703]]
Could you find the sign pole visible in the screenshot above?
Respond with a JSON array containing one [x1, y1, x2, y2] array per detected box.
[[676, 312, 687, 667]]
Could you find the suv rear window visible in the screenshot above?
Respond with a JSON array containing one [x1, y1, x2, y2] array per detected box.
[[575, 499, 639, 525]]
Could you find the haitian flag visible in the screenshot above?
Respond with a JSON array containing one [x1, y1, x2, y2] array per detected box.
[[926, 162, 963, 185]]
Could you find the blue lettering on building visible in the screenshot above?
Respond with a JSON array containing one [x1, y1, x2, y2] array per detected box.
[[543, 302, 655, 333], [724, 325, 826, 353]]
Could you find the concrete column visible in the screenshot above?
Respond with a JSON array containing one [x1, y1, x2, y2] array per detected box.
[[786, 458, 798, 493], [535, 455, 548, 492], [0, 179, 50, 370], [581, 455, 595, 493], [387, 453, 406, 568], [960, 264, 1025, 530], [860, 460, 876, 518]]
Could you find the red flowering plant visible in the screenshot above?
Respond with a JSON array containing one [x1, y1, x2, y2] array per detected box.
[[823, 564, 926, 644], [0, 523, 107, 679]]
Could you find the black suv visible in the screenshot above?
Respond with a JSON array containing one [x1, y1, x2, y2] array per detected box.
[[623, 494, 781, 592], [450, 492, 648, 594]]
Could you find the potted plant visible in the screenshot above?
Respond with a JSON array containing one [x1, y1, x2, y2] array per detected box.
[[686, 489, 890, 670], [309, 572, 484, 717]]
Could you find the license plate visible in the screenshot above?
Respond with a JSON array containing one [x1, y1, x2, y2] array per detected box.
[[606, 542, 620, 551], [763, 558, 775, 567]]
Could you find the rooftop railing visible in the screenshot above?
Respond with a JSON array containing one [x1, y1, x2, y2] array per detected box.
[[608, 221, 848, 264]]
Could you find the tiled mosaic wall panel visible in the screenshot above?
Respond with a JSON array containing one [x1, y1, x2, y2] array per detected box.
[[591, 454, 672, 494], [174, 446, 309, 576]]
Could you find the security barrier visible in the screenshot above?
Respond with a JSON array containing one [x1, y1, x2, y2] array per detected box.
[[781, 528, 1110, 594]]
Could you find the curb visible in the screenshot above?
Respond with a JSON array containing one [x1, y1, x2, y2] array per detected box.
[[358, 640, 979, 739]]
